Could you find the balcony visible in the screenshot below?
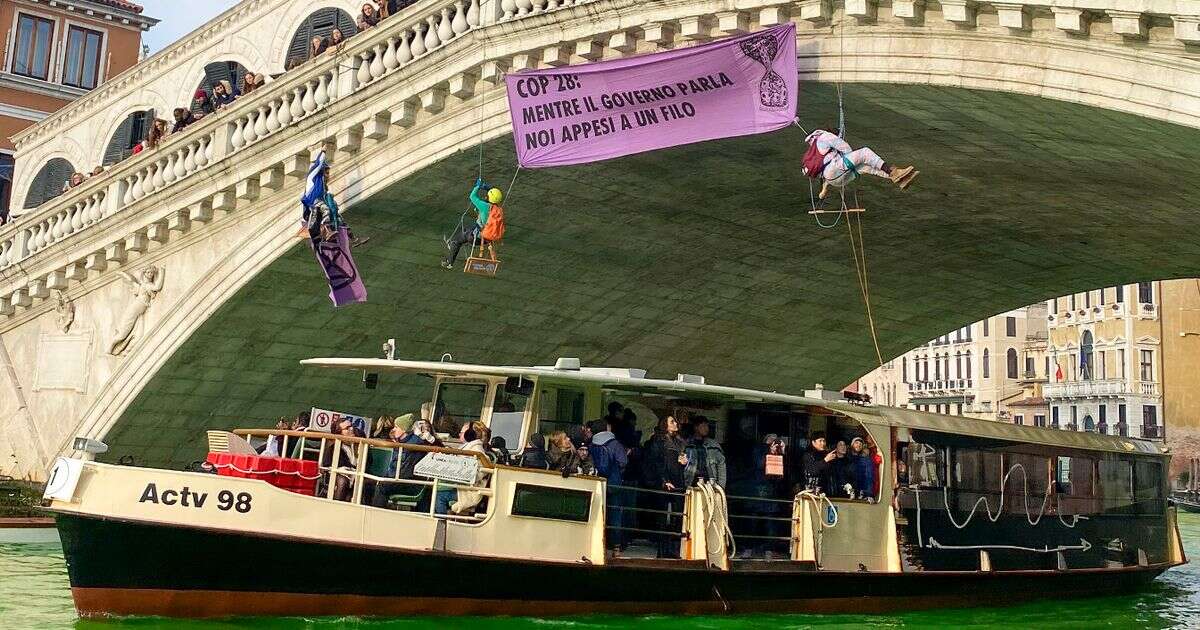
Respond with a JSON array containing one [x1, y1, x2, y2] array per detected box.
[[1041, 379, 1152, 398]]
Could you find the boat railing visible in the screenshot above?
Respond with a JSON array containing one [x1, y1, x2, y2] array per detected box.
[[231, 429, 494, 523], [605, 484, 689, 551], [724, 492, 798, 560]]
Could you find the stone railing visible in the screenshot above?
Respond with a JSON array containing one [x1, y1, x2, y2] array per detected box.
[[1044, 379, 1161, 399], [0, 0, 485, 283]]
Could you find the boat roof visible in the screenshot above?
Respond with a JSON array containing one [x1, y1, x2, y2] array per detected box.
[[302, 357, 1167, 458]]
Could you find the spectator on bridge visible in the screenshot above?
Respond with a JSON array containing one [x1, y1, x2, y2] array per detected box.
[[212, 80, 237, 110], [191, 89, 214, 118], [357, 3, 382, 30], [145, 119, 169, 150], [62, 172, 85, 193], [309, 35, 329, 60], [328, 28, 347, 53], [802, 128, 917, 199], [172, 107, 197, 133], [241, 72, 264, 95], [441, 179, 503, 269]]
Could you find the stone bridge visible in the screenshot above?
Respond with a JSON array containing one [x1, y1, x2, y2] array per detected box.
[[1, 0, 1199, 478]]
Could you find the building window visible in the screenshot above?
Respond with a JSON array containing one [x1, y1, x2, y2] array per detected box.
[[1034, 414, 1046, 427], [1114, 285, 1123, 304], [1080, 331, 1094, 381], [1014, 414, 1024, 425], [1070, 405, 1077, 429], [934, 355, 941, 380], [1099, 405, 1107, 434], [1098, 350, 1106, 380], [1053, 297, 1060, 313], [1140, 350, 1153, 382], [1044, 356, 1050, 379], [1143, 405, 1158, 432], [1118, 404, 1127, 436], [11, 13, 55, 81], [983, 319, 989, 337], [1099, 288, 1106, 305], [1052, 407, 1060, 428], [955, 403, 963, 416], [902, 357, 907, 383], [1006, 348, 1018, 379], [1070, 294, 1076, 310], [955, 352, 961, 380], [62, 25, 105, 90], [1005, 316, 1016, 337], [965, 351, 972, 380], [1024, 356, 1034, 376], [1085, 291, 1091, 308], [982, 349, 990, 378], [1118, 349, 1126, 379], [1138, 282, 1153, 304]]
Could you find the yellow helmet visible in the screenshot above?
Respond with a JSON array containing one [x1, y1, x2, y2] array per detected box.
[[487, 188, 503, 204]]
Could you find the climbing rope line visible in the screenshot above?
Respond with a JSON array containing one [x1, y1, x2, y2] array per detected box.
[[845, 200, 884, 367]]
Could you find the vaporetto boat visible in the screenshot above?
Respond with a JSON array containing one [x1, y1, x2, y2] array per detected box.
[[43, 356, 1187, 618]]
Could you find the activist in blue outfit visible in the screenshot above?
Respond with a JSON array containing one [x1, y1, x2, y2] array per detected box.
[[442, 178, 504, 269], [801, 128, 918, 199], [300, 151, 368, 307]]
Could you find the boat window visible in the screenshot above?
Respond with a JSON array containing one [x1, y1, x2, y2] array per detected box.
[[434, 382, 488, 437], [490, 378, 531, 455], [952, 448, 1002, 493], [1134, 460, 1163, 502], [1058, 456, 1098, 515], [537, 386, 586, 435], [511, 483, 592, 522], [1004, 453, 1049, 513], [908, 442, 945, 487], [1097, 458, 1134, 511]]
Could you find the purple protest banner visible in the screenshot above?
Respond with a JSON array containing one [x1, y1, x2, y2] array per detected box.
[[505, 23, 797, 169], [309, 226, 367, 307]]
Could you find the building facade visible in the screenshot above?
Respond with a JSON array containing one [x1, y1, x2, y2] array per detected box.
[[857, 305, 1050, 423], [0, 0, 155, 222], [1044, 281, 1200, 445]]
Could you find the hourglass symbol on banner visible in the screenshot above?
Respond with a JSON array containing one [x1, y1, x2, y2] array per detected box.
[[739, 33, 788, 109]]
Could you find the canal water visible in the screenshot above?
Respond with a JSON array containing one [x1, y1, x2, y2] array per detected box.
[[4, 514, 1200, 629]]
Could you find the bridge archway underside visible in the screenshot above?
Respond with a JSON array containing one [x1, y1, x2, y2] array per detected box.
[[102, 83, 1200, 468]]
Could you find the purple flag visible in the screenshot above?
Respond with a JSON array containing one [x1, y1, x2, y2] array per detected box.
[[505, 23, 797, 169], [309, 227, 367, 307]]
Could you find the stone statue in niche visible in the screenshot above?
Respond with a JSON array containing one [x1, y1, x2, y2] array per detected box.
[[54, 290, 75, 334], [108, 267, 165, 356]]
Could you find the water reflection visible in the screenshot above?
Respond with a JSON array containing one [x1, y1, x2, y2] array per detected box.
[[1, 515, 1198, 629]]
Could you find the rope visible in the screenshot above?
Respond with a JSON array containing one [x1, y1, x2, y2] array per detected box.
[[845, 201, 884, 367]]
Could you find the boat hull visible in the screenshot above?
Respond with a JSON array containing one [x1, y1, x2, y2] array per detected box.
[[57, 512, 1170, 619]]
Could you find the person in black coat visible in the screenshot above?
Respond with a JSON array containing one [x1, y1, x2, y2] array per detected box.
[[643, 416, 688, 558], [801, 432, 837, 495]]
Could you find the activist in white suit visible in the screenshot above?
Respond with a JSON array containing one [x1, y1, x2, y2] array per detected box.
[[802, 129, 918, 199]]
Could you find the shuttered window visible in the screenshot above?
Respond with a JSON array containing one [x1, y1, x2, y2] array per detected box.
[[103, 110, 152, 166], [23, 158, 76, 210], [285, 9, 357, 68]]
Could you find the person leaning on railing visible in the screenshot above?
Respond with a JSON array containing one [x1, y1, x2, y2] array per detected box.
[[434, 422, 488, 515], [320, 418, 366, 501]]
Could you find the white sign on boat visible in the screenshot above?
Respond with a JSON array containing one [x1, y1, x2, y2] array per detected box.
[[414, 452, 480, 485], [43, 457, 85, 502]]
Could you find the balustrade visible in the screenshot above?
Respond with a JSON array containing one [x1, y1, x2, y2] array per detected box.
[[0, 0, 484, 276]]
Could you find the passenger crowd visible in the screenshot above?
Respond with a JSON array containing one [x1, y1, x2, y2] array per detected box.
[[30, 0, 416, 218], [251, 398, 880, 560]]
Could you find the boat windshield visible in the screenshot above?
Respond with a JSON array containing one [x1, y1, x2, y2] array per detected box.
[[434, 381, 488, 438]]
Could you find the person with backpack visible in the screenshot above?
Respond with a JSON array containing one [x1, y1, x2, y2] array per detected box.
[[590, 419, 629, 551], [442, 178, 505, 269], [801, 128, 917, 199]]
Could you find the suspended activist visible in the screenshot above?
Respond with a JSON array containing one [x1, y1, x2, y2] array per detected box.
[[441, 178, 505, 270], [801, 128, 918, 199], [300, 151, 367, 306]]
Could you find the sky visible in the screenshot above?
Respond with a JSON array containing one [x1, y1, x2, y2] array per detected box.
[[139, 0, 243, 54]]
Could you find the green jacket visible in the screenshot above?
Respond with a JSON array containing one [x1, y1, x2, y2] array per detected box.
[[469, 183, 491, 228]]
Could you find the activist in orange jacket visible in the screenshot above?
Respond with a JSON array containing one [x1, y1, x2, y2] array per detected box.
[[442, 179, 504, 269]]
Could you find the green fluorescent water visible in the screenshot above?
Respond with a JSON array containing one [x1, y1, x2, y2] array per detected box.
[[4, 515, 1200, 629]]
